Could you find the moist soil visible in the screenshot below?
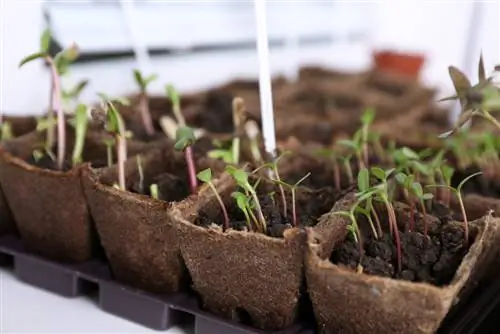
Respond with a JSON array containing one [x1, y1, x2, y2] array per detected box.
[[25, 154, 113, 171], [129, 169, 190, 203], [331, 202, 471, 286], [195, 185, 348, 238]]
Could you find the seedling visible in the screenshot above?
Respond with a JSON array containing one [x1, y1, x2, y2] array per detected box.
[[371, 167, 402, 273], [150, 184, 159, 200], [314, 148, 341, 190], [174, 126, 198, 195], [356, 167, 382, 238], [226, 166, 266, 233], [337, 130, 364, 171], [410, 181, 434, 237], [274, 172, 311, 227], [331, 203, 364, 263], [360, 107, 376, 167], [231, 97, 247, 165], [136, 155, 145, 194], [19, 29, 79, 170], [0, 122, 13, 141], [232, 191, 258, 231], [439, 54, 500, 137], [427, 171, 482, 246], [62, 79, 89, 111], [197, 168, 230, 230], [96, 96, 129, 190], [244, 120, 264, 165], [339, 154, 355, 185], [133, 70, 158, 136], [71, 104, 90, 165]]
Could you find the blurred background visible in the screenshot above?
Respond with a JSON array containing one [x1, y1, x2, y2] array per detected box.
[[1, 0, 498, 115]]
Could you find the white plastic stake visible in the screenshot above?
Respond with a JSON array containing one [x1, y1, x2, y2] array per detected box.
[[254, 0, 277, 158], [120, 0, 152, 74]]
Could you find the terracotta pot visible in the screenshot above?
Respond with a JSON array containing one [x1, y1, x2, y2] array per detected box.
[[373, 50, 426, 79], [0, 127, 154, 262], [82, 144, 225, 294]]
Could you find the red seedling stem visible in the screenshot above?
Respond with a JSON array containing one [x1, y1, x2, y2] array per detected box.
[[185, 146, 198, 194], [117, 134, 127, 190], [386, 201, 402, 273]]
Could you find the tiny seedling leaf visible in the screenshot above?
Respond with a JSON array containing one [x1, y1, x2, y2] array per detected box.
[[72, 103, 89, 165], [40, 28, 51, 53], [370, 167, 386, 181], [357, 168, 370, 192], [226, 167, 249, 187], [411, 182, 423, 197], [401, 147, 419, 160], [197, 168, 213, 184], [166, 84, 180, 106], [361, 107, 376, 125], [150, 184, 159, 200], [133, 69, 144, 88], [337, 139, 358, 151], [441, 165, 455, 183], [174, 126, 196, 151], [19, 52, 47, 67], [395, 172, 407, 185], [422, 193, 434, 200]]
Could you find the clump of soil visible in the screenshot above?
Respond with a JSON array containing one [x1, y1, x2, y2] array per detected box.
[[195, 185, 342, 238], [331, 202, 472, 286]]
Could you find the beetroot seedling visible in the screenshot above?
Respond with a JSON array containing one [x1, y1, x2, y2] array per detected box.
[[274, 172, 311, 227], [232, 191, 257, 231], [197, 168, 230, 231], [427, 171, 482, 246], [133, 70, 158, 136], [19, 29, 79, 170], [174, 126, 198, 194], [71, 104, 90, 165], [331, 203, 364, 266]]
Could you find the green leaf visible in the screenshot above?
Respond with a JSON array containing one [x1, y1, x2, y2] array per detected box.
[[36, 116, 57, 131], [133, 69, 145, 88], [457, 171, 482, 192], [174, 126, 196, 151], [32, 149, 44, 163], [370, 167, 386, 181], [354, 205, 369, 216], [401, 147, 419, 160], [72, 80, 89, 99], [166, 84, 180, 106], [361, 107, 376, 125], [448, 66, 472, 98], [441, 165, 455, 183], [150, 184, 159, 200], [0, 122, 13, 141], [197, 168, 213, 183], [226, 167, 249, 188], [395, 172, 407, 185], [144, 74, 158, 86], [207, 149, 233, 164], [357, 168, 370, 192], [411, 182, 423, 197], [19, 52, 47, 67], [337, 139, 358, 150], [71, 103, 89, 165], [232, 191, 250, 211], [40, 28, 51, 53]]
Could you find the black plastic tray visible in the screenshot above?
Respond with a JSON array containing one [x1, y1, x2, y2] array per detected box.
[[2, 233, 500, 334], [0, 234, 312, 334]]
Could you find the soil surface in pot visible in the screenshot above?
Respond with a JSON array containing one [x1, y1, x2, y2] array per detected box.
[[129, 168, 191, 203], [25, 154, 109, 171], [331, 202, 472, 286], [196, 185, 348, 238]]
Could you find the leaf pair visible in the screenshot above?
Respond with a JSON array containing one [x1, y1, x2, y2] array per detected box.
[[133, 70, 158, 91]]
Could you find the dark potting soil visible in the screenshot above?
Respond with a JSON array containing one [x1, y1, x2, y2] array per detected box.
[[452, 166, 500, 198], [130, 171, 190, 203], [331, 202, 471, 286], [25, 154, 113, 171], [195, 186, 342, 238]]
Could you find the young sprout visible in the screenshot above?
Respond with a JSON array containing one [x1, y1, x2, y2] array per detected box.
[[439, 54, 500, 136], [231, 97, 247, 165], [150, 183, 159, 200], [32, 149, 45, 163], [19, 29, 79, 170], [232, 191, 257, 231], [62, 79, 89, 111], [427, 171, 482, 246], [356, 167, 382, 238], [71, 104, 89, 166], [96, 96, 129, 190], [409, 181, 434, 237], [360, 107, 376, 167], [197, 168, 230, 230], [274, 172, 311, 227], [339, 154, 354, 185], [337, 130, 364, 171], [136, 155, 144, 194], [394, 172, 417, 232], [439, 164, 455, 206], [314, 148, 341, 191], [174, 126, 198, 194], [133, 70, 158, 136], [244, 120, 264, 165], [226, 166, 266, 233], [252, 151, 289, 219], [331, 203, 364, 266], [371, 167, 402, 273], [0, 122, 13, 141]]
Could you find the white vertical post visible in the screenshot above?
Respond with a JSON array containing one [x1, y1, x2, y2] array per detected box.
[[254, 0, 277, 158], [120, 0, 152, 74]]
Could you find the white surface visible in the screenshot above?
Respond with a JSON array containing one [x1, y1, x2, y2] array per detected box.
[[255, 0, 277, 157], [0, 269, 190, 333]]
